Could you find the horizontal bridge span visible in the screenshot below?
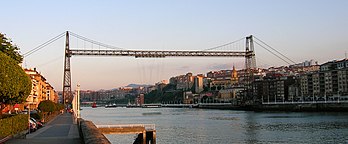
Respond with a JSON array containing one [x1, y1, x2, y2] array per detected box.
[[69, 49, 246, 57]]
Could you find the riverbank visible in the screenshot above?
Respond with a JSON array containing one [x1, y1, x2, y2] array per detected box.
[[162, 102, 348, 112], [254, 102, 348, 112]]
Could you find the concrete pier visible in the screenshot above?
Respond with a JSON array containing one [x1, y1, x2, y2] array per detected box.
[[97, 124, 156, 144]]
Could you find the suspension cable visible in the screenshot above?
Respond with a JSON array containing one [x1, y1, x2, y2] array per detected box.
[[69, 31, 126, 50], [23, 32, 66, 57], [254, 41, 292, 65], [253, 36, 295, 64], [202, 37, 245, 51]]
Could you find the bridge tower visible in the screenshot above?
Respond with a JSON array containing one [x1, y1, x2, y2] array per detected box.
[[244, 35, 256, 104], [63, 31, 72, 105], [245, 35, 256, 70]]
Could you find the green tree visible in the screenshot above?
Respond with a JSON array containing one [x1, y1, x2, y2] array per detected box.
[[0, 33, 23, 64], [56, 103, 64, 111], [38, 100, 56, 113], [38, 100, 56, 122], [144, 84, 183, 104], [0, 52, 32, 115]]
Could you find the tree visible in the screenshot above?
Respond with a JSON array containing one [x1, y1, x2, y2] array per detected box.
[[38, 100, 60, 122], [38, 100, 56, 113], [0, 33, 23, 64], [0, 52, 32, 115]]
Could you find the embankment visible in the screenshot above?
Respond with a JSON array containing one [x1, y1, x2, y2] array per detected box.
[[255, 103, 348, 112], [169, 103, 348, 112], [78, 118, 111, 144]]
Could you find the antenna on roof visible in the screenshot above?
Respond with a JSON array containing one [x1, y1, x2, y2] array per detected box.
[[345, 51, 347, 59]]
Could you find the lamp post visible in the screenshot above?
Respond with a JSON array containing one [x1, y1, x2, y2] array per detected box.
[[27, 102, 32, 134], [77, 83, 80, 119], [28, 105, 30, 134]]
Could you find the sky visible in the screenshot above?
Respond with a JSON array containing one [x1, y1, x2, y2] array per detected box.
[[1, 0, 348, 91]]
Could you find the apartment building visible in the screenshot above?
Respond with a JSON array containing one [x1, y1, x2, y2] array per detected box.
[[24, 68, 59, 109], [253, 74, 296, 102], [299, 59, 348, 100], [207, 66, 239, 90], [194, 74, 204, 93], [169, 72, 194, 90]]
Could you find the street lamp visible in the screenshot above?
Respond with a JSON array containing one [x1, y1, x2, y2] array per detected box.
[[27, 102, 32, 134], [77, 83, 80, 119]]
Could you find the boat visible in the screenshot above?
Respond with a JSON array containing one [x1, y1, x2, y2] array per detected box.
[[92, 102, 97, 108], [105, 103, 117, 108], [141, 104, 162, 108], [126, 104, 141, 108]]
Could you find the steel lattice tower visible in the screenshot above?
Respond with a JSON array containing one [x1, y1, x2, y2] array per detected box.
[[63, 31, 72, 105], [244, 35, 256, 104]]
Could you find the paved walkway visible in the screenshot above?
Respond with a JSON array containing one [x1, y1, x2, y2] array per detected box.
[[6, 113, 81, 144]]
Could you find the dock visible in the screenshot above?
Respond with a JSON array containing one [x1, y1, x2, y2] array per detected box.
[[97, 124, 156, 144]]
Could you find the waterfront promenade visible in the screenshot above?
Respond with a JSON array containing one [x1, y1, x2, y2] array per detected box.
[[6, 113, 81, 144]]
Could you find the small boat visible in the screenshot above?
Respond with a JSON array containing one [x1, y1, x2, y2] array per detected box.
[[105, 103, 117, 108], [141, 104, 162, 108], [92, 102, 97, 108], [126, 104, 141, 108]]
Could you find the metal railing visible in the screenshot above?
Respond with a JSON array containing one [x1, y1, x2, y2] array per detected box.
[[97, 124, 156, 131]]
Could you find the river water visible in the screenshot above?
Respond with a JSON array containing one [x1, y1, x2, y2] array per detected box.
[[81, 107, 348, 144]]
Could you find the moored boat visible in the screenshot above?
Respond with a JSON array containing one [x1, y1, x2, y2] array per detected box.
[[105, 103, 117, 108], [92, 102, 97, 108]]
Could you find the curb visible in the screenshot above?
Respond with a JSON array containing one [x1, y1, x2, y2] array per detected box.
[[0, 135, 12, 144], [0, 129, 27, 143]]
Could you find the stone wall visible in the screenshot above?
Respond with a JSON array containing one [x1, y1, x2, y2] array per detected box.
[[78, 119, 110, 144]]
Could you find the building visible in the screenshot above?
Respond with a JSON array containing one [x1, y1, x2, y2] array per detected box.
[[155, 80, 167, 92], [298, 59, 348, 101], [136, 93, 145, 106], [207, 65, 239, 90], [194, 74, 204, 93], [337, 59, 348, 96], [290, 59, 318, 67], [253, 75, 296, 103], [288, 80, 300, 101], [231, 66, 238, 82], [46, 83, 59, 103], [24, 68, 58, 110], [169, 72, 194, 90], [218, 86, 244, 100], [25, 68, 46, 109], [183, 91, 194, 104], [80, 89, 128, 102]]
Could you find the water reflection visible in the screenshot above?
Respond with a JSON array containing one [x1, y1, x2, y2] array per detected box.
[[81, 108, 348, 144], [244, 112, 259, 144]]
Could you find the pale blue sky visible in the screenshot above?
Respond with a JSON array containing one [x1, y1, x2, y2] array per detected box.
[[2, 0, 348, 90]]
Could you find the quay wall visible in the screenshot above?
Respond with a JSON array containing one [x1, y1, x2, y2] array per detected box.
[[78, 118, 111, 144], [256, 103, 348, 112], [164, 103, 348, 112]]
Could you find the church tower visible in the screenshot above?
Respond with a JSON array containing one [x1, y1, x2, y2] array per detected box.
[[231, 65, 238, 84]]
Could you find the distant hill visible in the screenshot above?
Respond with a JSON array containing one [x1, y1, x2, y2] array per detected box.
[[126, 84, 152, 88]]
